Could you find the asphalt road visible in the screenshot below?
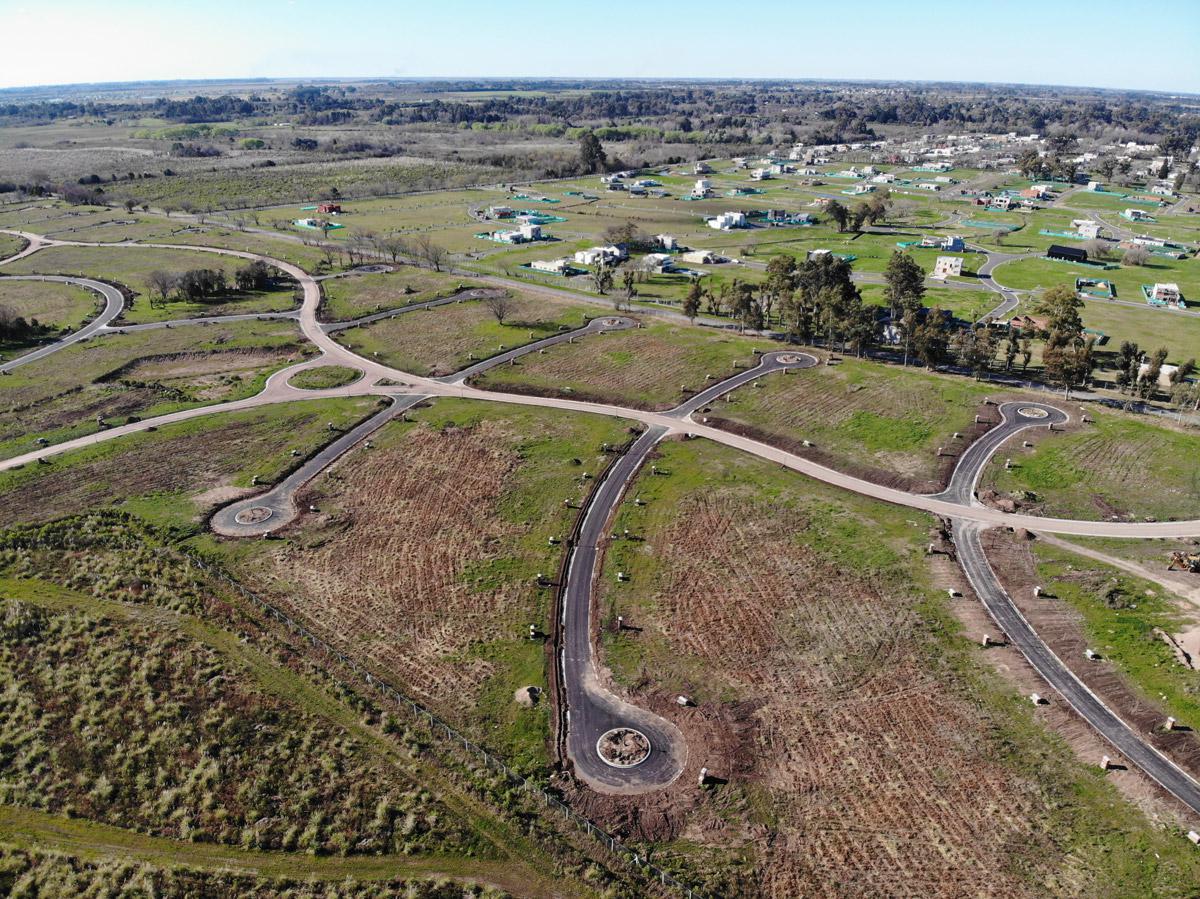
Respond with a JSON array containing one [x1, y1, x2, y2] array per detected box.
[[562, 351, 816, 792], [211, 395, 426, 537], [0, 274, 124, 373], [441, 315, 637, 384], [8, 227, 1200, 810], [928, 401, 1069, 505], [954, 518, 1200, 817], [931, 400, 1200, 817]]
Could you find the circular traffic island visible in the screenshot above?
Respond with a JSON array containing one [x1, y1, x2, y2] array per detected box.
[[234, 506, 274, 525], [596, 727, 651, 768], [287, 365, 364, 390], [1017, 406, 1050, 419]]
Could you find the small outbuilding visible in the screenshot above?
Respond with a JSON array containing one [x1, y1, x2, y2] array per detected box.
[[1047, 244, 1088, 263]]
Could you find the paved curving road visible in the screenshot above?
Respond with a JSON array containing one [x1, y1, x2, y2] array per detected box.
[[954, 518, 1200, 816], [212, 395, 427, 537], [928, 401, 1069, 505], [563, 351, 815, 792], [932, 401, 1200, 817], [0, 274, 125, 373], [6, 227, 1200, 809]]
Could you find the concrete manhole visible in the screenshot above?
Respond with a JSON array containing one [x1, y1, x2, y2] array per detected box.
[[234, 506, 274, 525], [596, 727, 651, 768], [1017, 407, 1049, 419]]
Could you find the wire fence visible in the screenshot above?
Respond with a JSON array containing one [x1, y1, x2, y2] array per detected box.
[[176, 550, 708, 899]]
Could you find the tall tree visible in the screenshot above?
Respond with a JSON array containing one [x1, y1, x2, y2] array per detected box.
[[579, 131, 607, 174], [883, 250, 926, 323], [824, 200, 849, 233], [683, 280, 702, 323]]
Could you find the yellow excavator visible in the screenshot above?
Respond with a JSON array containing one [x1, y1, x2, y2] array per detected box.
[[1167, 551, 1200, 573]]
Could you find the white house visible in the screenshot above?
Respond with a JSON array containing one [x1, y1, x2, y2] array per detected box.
[[750, 168, 773, 181], [915, 182, 942, 192], [517, 223, 542, 241], [990, 195, 1012, 210], [573, 245, 625, 266], [932, 256, 963, 280], [1087, 181, 1103, 191], [530, 258, 572, 275], [871, 172, 896, 184], [694, 161, 713, 174], [488, 205, 514, 219], [680, 249, 726, 265], [1124, 208, 1153, 221], [693, 179, 712, 197], [656, 234, 678, 250], [708, 211, 748, 230], [1149, 184, 1175, 196], [1076, 221, 1103, 239], [1150, 283, 1182, 303]]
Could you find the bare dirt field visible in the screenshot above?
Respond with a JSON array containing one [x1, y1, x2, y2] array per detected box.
[[229, 399, 628, 770], [577, 438, 1200, 897]]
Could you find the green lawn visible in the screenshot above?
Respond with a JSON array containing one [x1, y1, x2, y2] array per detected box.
[[332, 292, 594, 377], [287, 365, 362, 389], [992, 255, 1200, 302], [0, 279, 98, 332], [0, 397, 382, 531], [4, 244, 299, 324], [472, 317, 766, 410], [320, 267, 483, 321], [983, 408, 1200, 521], [708, 355, 1002, 490]]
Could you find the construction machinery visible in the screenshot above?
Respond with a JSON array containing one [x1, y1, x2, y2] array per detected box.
[[1167, 551, 1200, 573]]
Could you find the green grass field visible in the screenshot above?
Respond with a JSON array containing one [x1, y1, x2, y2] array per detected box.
[[287, 365, 363, 389], [0, 279, 100, 358], [0, 318, 313, 461], [320, 267, 483, 321], [333, 292, 594, 377], [5, 244, 299, 324], [472, 317, 765, 410], [1031, 541, 1200, 728], [0, 397, 381, 531], [992, 255, 1200, 301], [709, 356, 1002, 489], [983, 408, 1200, 521]]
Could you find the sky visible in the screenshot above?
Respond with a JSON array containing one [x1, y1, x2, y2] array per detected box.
[[0, 0, 1197, 94]]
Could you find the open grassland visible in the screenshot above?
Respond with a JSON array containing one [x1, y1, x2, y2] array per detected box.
[[287, 365, 363, 390], [982, 409, 1200, 522], [589, 438, 1200, 898], [334, 292, 593, 377], [146, 225, 333, 271], [0, 842, 513, 898], [472, 319, 764, 410], [0, 231, 27, 260], [5, 244, 299, 324], [0, 318, 312, 461], [1029, 541, 1200, 732], [0, 397, 380, 531], [0, 513, 596, 898], [707, 357, 1001, 492], [992, 254, 1200, 305], [217, 399, 628, 773], [0, 579, 483, 858], [321, 267, 484, 321], [0, 279, 98, 332], [1074, 299, 1200, 366]]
